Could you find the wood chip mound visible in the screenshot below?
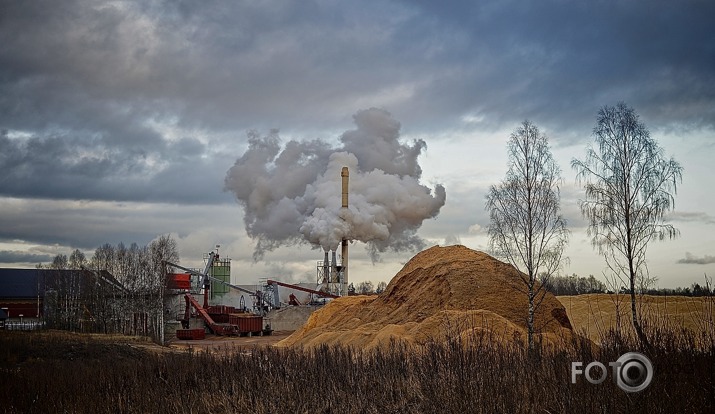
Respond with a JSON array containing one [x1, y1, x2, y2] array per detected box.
[[277, 245, 575, 349]]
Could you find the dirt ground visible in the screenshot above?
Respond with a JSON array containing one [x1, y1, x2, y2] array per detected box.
[[167, 330, 294, 352]]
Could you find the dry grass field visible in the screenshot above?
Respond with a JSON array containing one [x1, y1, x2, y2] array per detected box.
[[1, 319, 712, 413], [559, 294, 714, 347]]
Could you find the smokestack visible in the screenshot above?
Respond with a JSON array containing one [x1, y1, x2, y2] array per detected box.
[[341, 167, 349, 296], [331, 250, 337, 284], [341, 167, 349, 208], [323, 251, 330, 285]]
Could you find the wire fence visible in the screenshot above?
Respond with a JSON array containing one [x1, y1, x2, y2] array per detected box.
[[2, 320, 45, 331]]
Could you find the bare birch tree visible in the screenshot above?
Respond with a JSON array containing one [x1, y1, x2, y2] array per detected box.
[[572, 102, 682, 346], [88, 237, 178, 342], [486, 120, 569, 350], [68, 249, 86, 270], [149, 235, 178, 344]]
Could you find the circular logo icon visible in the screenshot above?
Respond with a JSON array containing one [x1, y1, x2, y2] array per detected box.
[[615, 352, 653, 392]]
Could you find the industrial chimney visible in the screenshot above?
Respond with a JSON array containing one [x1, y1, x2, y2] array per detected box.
[[341, 166, 349, 296], [323, 251, 330, 286], [331, 250, 337, 284]]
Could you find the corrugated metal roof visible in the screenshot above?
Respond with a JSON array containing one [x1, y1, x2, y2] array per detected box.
[[0, 269, 43, 298], [0, 268, 126, 298]]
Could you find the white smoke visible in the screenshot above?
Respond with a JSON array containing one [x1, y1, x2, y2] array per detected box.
[[224, 108, 446, 261]]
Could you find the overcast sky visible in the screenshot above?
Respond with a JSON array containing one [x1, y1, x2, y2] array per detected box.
[[1, 0, 713, 288]]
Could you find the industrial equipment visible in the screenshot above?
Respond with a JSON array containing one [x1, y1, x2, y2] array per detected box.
[[315, 166, 351, 297], [266, 279, 339, 308], [178, 293, 268, 337], [165, 251, 273, 339], [341, 166, 349, 297], [288, 294, 301, 306], [166, 165, 356, 340]]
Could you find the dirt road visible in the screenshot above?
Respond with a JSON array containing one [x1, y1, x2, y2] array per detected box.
[[167, 330, 294, 352]]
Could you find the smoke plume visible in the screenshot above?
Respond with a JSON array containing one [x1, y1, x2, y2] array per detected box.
[[224, 108, 446, 261]]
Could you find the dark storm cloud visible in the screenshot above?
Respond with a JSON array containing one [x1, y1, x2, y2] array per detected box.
[[403, 0, 715, 136], [1, 0, 426, 132], [0, 198, 158, 249], [0, 130, 232, 203], [677, 252, 715, 265], [0, 198, 242, 250], [1, 0, 713, 202], [0, 250, 54, 264], [0, 0, 430, 203]]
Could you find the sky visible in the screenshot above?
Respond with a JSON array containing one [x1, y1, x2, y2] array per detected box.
[[1, 0, 713, 289]]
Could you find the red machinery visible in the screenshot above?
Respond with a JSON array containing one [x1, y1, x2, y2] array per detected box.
[[166, 253, 272, 339], [266, 279, 339, 300], [166, 252, 220, 309], [288, 293, 301, 306], [177, 294, 269, 337], [180, 294, 237, 336], [168, 253, 341, 340]]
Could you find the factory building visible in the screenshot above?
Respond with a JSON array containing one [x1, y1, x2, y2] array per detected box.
[[0, 269, 45, 320], [0, 267, 125, 329]]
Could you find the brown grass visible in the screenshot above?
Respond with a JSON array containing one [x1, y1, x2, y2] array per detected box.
[[559, 293, 715, 348], [1, 324, 712, 413]]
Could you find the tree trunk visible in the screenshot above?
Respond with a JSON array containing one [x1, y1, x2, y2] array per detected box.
[[629, 263, 650, 348], [527, 286, 535, 351]]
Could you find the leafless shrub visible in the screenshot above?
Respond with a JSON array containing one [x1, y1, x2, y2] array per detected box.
[[0, 322, 712, 413]]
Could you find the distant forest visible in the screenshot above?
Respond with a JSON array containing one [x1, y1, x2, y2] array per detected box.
[[539, 273, 713, 297], [350, 273, 713, 297]]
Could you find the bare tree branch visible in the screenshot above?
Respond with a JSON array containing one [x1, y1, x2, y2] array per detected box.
[[572, 102, 683, 347], [486, 120, 569, 350]]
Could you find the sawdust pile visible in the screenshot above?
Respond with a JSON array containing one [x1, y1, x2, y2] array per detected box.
[[278, 245, 574, 349]]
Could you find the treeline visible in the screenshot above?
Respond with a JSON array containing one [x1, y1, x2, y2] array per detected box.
[[37, 235, 179, 343], [540, 274, 607, 296], [540, 273, 713, 297], [351, 274, 713, 298], [637, 282, 713, 297], [347, 280, 388, 295]]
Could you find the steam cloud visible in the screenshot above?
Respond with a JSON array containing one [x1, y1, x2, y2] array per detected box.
[[224, 108, 446, 261]]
